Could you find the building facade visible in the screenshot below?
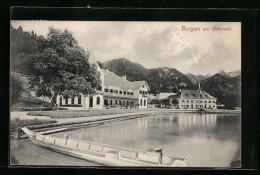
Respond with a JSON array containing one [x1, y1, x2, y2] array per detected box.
[[173, 90, 217, 109], [56, 67, 150, 109]]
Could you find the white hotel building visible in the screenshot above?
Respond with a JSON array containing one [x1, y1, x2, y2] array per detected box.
[[56, 67, 150, 109]]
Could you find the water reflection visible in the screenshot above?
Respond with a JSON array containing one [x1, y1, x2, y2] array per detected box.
[[11, 112, 241, 167]]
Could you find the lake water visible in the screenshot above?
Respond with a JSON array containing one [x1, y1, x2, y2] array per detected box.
[[10, 112, 241, 167]]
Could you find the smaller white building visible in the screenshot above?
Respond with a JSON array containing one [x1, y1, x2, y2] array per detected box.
[[174, 90, 217, 109]]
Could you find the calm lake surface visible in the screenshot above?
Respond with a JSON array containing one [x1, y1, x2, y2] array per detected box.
[[10, 112, 241, 167]]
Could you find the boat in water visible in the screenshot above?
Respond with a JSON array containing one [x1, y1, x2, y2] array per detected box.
[[21, 127, 187, 167]]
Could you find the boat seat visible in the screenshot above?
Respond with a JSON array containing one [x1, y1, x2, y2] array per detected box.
[[55, 138, 66, 146], [89, 144, 103, 152], [137, 153, 160, 164], [77, 142, 90, 150], [103, 147, 116, 153], [161, 157, 175, 165], [120, 150, 137, 160], [44, 136, 55, 144], [66, 140, 78, 148], [35, 133, 44, 141]]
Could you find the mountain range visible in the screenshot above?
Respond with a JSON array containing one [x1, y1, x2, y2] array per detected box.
[[101, 58, 241, 109], [101, 58, 196, 94], [186, 70, 241, 85]]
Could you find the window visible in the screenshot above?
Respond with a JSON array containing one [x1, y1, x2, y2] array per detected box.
[[105, 88, 109, 92], [59, 97, 62, 105], [110, 89, 113, 93], [209, 105, 211, 107], [127, 101, 129, 105], [96, 97, 100, 105], [139, 90, 142, 94], [119, 100, 121, 105], [142, 85, 145, 88], [191, 100, 193, 103], [115, 100, 117, 105], [140, 99, 142, 106], [124, 91, 126, 95], [65, 97, 68, 104], [71, 98, 74, 105], [144, 99, 146, 106], [116, 90, 118, 93], [78, 96, 81, 104], [209, 101, 211, 103], [200, 101, 203, 103], [127, 92, 130, 95], [186, 100, 189, 102], [110, 100, 113, 105], [213, 105, 215, 107], [204, 101, 207, 103], [120, 91, 122, 94], [182, 100, 185, 102], [213, 101, 216, 103]]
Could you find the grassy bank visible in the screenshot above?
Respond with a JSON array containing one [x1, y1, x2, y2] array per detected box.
[[27, 109, 145, 119], [10, 118, 57, 138]]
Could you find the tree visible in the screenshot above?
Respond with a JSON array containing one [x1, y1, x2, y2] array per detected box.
[[10, 74, 24, 106], [21, 27, 101, 107], [171, 98, 179, 106], [161, 99, 171, 108]]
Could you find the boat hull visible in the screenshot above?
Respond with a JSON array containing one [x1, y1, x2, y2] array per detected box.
[[22, 127, 187, 167]]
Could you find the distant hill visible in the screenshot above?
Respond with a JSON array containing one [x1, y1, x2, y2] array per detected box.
[[226, 70, 241, 77], [102, 58, 196, 94], [185, 73, 209, 85], [186, 69, 241, 85], [215, 69, 241, 78], [200, 73, 241, 109]]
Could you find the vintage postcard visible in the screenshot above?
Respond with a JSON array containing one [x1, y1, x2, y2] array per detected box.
[[10, 21, 241, 167]]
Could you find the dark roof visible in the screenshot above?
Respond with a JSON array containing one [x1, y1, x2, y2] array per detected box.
[[101, 69, 133, 89], [167, 92, 181, 99], [180, 90, 216, 99], [153, 93, 177, 100], [131, 81, 150, 90]]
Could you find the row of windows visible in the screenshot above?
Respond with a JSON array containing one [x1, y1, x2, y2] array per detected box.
[[139, 90, 148, 95], [181, 100, 216, 103], [61, 96, 81, 105], [181, 105, 216, 107], [104, 99, 134, 106], [104, 88, 134, 95]]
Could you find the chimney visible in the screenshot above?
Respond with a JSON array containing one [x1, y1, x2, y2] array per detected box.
[[122, 76, 126, 81]]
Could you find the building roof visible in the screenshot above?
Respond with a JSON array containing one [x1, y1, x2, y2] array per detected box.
[[101, 69, 134, 89], [167, 92, 181, 99], [131, 81, 150, 90], [153, 93, 177, 100], [179, 90, 216, 99]]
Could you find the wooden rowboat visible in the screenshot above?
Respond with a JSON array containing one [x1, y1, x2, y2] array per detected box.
[[21, 127, 187, 167]]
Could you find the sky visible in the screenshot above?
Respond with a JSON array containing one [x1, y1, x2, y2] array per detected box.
[[11, 21, 241, 75]]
